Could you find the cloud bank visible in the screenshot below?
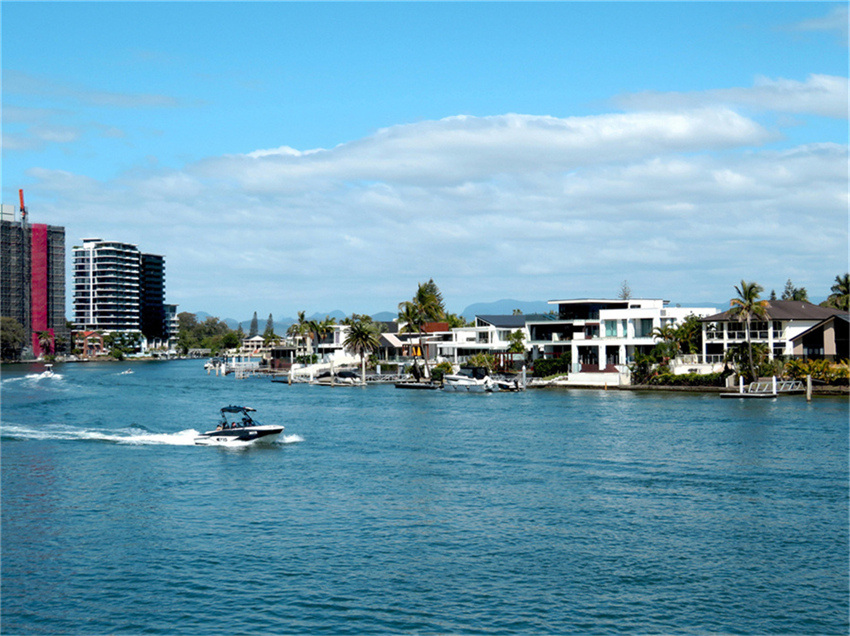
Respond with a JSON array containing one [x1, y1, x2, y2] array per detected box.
[[17, 75, 850, 317]]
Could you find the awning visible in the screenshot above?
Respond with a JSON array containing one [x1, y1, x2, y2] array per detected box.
[[381, 333, 405, 348]]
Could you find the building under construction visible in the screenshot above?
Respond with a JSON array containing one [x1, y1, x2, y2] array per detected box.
[[0, 191, 68, 358]]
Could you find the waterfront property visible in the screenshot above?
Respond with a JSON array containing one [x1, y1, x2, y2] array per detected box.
[[523, 298, 717, 385], [72, 237, 177, 355], [700, 300, 847, 362], [791, 314, 849, 360]]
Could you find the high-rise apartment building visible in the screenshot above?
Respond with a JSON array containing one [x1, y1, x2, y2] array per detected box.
[[72, 239, 170, 343], [140, 253, 166, 340], [73, 239, 142, 332], [0, 198, 68, 357]]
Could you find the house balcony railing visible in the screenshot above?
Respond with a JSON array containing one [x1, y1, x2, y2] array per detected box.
[[706, 331, 782, 341]]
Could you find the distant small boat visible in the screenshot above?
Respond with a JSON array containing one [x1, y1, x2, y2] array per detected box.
[[42, 364, 55, 378], [119, 369, 134, 375]]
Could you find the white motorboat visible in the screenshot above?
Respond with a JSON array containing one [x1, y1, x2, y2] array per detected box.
[[194, 406, 284, 445], [442, 366, 499, 393], [313, 369, 360, 386]]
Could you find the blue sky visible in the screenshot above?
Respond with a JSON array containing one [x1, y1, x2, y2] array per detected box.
[[2, 2, 848, 320]]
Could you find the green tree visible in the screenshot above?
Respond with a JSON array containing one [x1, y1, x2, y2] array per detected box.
[[398, 279, 446, 378], [288, 311, 311, 354], [221, 332, 240, 350], [308, 316, 335, 359], [343, 319, 381, 384], [1, 317, 26, 361], [36, 330, 53, 357], [507, 330, 526, 354], [467, 352, 495, 371], [445, 313, 467, 329], [729, 280, 770, 382], [618, 280, 632, 300], [249, 311, 259, 338], [263, 313, 275, 340], [825, 273, 849, 311], [674, 314, 703, 355], [781, 279, 808, 302]]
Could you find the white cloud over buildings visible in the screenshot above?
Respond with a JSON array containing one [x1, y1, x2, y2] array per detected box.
[[20, 74, 847, 315]]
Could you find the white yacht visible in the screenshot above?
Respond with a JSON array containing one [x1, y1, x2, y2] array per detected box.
[[442, 367, 499, 393]]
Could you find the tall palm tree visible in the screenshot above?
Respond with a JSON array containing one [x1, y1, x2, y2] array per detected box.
[[308, 316, 335, 361], [343, 320, 381, 384], [827, 273, 849, 311], [729, 280, 770, 382], [36, 331, 53, 357], [398, 280, 446, 379], [287, 311, 310, 356]]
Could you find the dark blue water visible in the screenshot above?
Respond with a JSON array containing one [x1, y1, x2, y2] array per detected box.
[[2, 360, 848, 634]]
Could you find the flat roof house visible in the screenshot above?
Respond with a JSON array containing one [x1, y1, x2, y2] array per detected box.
[[526, 299, 716, 377]]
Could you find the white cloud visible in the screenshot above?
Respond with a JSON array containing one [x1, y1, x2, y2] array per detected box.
[[786, 6, 849, 43], [616, 74, 849, 119], [4, 70, 180, 108], [22, 108, 848, 317]]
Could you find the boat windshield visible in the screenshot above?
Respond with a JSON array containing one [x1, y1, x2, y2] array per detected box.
[[218, 406, 258, 428]]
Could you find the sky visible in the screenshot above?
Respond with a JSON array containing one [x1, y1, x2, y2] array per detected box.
[[2, 2, 848, 320]]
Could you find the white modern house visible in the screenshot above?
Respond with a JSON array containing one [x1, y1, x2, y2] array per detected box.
[[435, 315, 530, 364], [525, 298, 717, 385]]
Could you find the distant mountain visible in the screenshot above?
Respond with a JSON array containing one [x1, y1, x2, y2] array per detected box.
[[460, 299, 552, 320]]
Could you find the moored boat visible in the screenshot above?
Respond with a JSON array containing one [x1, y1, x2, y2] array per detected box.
[[442, 366, 498, 393], [194, 405, 283, 445]]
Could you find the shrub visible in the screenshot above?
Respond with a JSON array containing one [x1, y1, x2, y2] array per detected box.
[[532, 357, 571, 378], [647, 371, 728, 387]]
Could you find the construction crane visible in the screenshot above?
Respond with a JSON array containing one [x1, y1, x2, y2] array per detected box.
[[19, 189, 27, 223]]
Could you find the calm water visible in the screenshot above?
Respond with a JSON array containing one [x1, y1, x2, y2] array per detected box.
[[1, 360, 848, 635]]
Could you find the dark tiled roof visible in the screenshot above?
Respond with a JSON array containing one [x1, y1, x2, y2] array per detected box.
[[701, 300, 847, 322], [475, 314, 554, 328], [476, 315, 528, 328]]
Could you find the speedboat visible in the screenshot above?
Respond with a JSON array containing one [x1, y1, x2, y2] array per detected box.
[[313, 369, 360, 386], [442, 366, 499, 393], [194, 406, 284, 445]]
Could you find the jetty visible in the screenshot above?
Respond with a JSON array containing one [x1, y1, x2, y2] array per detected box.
[[720, 376, 809, 399]]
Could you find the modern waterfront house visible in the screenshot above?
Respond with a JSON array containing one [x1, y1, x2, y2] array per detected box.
[[525, 298, 717, 373], [436, 314, 535, 367], [700, 300, 848, 362], [0, 201, 68, 357]]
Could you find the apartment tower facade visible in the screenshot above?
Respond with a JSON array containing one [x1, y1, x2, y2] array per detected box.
[[73, 239, 169, 343], [0, 200, 68, 357]]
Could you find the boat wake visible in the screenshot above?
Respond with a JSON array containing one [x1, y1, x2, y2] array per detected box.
[[0, 423, 199, 445], [0, 424, 304, 447], [2, 371, 64, 384]]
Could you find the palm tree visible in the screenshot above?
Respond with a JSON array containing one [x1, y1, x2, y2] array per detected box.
[[398, 280, 446, 379], [827, 273, 849, 311], [343, 320, 381, 384], [287, 311, 310, 356], [729, 280, 770, 382], [36, 331, 53, 357], [308, 316, 335, 361]]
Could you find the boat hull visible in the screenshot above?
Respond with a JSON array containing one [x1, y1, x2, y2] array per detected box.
[[442, 375, 498, 393], [194, 425, 284, 446]]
